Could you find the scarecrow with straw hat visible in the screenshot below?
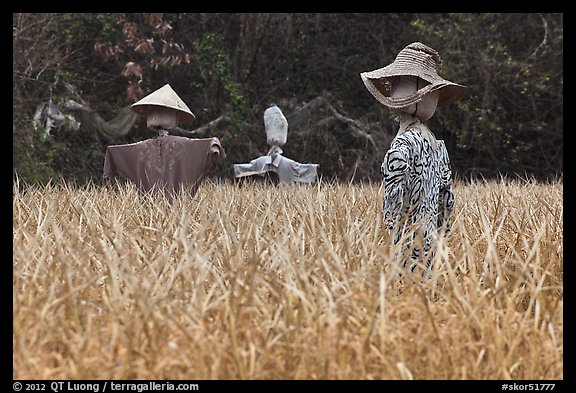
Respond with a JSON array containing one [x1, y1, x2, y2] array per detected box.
[[360, 42, 467, 280]]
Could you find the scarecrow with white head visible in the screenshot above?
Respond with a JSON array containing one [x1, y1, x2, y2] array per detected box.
[[360, 42, 467, 280], [233, 105, 319, 184]]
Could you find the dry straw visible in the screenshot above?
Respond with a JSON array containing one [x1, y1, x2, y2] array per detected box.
[[13, 176, 562, 379]]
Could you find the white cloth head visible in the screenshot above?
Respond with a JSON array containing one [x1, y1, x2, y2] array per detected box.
[[390, 76, 439, 121]]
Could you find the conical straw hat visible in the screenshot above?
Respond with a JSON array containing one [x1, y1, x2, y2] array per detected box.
[[360, 42, 467, 109], [131, 84, 196, 124]]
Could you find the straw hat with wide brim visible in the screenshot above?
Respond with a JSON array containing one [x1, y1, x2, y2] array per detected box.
[[360, 42, 467, 109], [131, 84, 196, 124]]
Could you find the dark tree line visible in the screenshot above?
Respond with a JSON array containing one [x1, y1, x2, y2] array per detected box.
[[13, 13, 563, 184]]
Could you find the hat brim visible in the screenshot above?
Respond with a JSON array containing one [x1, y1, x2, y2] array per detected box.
[[131, 84, 196, 124], [131, 103, 196, 124], [360, 68, 467, 108]]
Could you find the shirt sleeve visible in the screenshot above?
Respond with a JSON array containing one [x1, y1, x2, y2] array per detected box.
[[381, 142, 410, 230], [437, 143, 455, 232], [102, 144, 139, 182]]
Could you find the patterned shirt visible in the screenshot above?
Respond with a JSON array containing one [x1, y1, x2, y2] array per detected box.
[[381, 129, 454, 277]]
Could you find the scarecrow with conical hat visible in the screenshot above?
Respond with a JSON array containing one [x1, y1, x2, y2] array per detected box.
[[131, 83, 196, 136], [103, 84, 225, 202], [360, 42, 467, 280]]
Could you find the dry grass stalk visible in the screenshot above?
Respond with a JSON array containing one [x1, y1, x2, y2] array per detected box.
[[13, 176, 563, 380]]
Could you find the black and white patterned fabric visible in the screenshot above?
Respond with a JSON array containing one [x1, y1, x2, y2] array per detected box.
[[381, 128, 454, 279]]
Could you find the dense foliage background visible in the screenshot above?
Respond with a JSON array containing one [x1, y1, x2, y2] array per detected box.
[[13, 13, 563, 184]]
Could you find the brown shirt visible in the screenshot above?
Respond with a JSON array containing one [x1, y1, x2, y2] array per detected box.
[[103, 136, 225, 199]]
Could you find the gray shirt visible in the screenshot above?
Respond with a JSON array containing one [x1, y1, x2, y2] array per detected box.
[[234, 154, 319, 183]]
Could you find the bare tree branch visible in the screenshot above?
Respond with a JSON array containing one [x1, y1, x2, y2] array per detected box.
[[321, 96, 377, 150], [524, 13, 548, 62], [171, 115, 228, 136]]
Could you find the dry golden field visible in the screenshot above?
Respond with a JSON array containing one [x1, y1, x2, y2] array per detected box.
[[13, 177, 563, 380]]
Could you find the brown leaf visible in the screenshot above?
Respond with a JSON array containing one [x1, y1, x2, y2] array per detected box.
[[134, 39, 155, 55], [126, 81, 144, 103], [122, 62, 143, 80]]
